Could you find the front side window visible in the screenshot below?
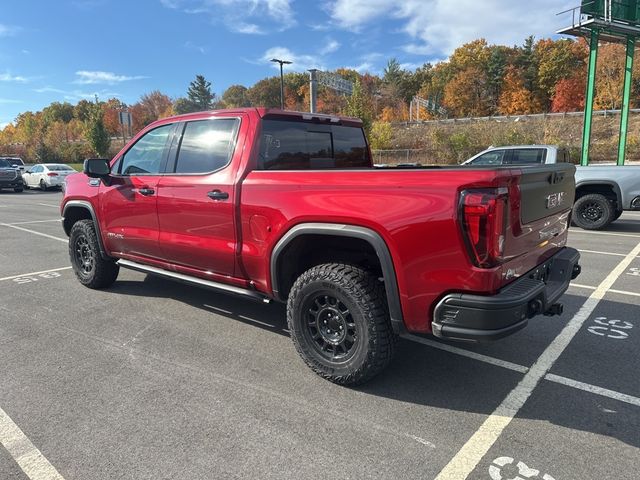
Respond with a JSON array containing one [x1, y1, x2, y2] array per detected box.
[[258, 120, 370, 170], [119, 124, 173, 175], [173, 119, 239, 174], [471, 151, 505, 165]]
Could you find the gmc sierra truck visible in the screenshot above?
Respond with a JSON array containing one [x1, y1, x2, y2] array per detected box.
[[463, 145, 640, 230], [61, 109, 581, 385]]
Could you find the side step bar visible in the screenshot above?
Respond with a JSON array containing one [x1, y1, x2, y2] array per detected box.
[[117, 259, 269, 302]]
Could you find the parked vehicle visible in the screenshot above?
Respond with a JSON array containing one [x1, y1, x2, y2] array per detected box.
[[23, 163, 76, 190], [0, 156, 26, 172], [463, 145, 640, 230], [61, 109, 581, 385], [0, 158, 24, 192]]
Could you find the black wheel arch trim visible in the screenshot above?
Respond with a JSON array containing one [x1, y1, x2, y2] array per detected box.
[[62, 200, 110, 260], [270, 223, 405, 333], [575, 180, 622, 208]]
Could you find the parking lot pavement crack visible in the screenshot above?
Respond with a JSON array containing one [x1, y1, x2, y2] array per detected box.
[[434, 239, 640, 480]]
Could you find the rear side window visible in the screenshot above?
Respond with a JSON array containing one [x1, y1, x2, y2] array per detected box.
[[506, 149, 546, 165], [173, 118, 240, 174], [258, 120, 370, 170]]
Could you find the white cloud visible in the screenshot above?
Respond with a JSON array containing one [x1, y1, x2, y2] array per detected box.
[[184, 41, 208, 54], [0, 72, 28, 82], [0, 98, 22, 104], [34, 86, 121, 100], [328, 0, 576, 56], [344, 62, 374, 73], [233, 22, 265, 34], [262, 47, 324, 72], [0, 24, 21, 37], [74, 70, 147, 84], [319, 39, 341, 55], [161, 0, 296, 33]]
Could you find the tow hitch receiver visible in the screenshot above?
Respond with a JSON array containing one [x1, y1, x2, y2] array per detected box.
[[544, 303, 564, 317]]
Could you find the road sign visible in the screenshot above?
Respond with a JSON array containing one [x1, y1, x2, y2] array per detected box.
[[118, 111, 132, 126]]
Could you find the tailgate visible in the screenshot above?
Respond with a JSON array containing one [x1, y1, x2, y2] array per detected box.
[[502, 163, 576, 279]]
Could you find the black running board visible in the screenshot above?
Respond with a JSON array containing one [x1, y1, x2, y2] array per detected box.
[[116, 259, 269, 302]]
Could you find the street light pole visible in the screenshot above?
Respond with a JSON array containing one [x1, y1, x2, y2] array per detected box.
[[271, 58, 292, 110]]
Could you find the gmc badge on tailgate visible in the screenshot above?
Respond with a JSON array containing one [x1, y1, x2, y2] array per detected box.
[[546, 192, 566, 209]]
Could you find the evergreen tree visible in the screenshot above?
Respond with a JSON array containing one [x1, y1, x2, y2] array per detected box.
[[187, 75, 215, 110]]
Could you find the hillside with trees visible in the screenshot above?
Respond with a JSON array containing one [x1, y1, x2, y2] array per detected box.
[[2, 36, 639, 163]]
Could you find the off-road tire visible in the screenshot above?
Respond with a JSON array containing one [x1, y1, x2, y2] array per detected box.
[[287, 263, 397, 386], [572, 193, 614, 230], [69, 219, 119, 289]]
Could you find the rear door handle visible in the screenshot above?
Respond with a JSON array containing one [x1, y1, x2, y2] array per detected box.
[[138, 188, 155, 196], [207, 190, 229, 201]]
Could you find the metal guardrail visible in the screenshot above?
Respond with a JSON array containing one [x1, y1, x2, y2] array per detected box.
[[391, 108, 640, 127]]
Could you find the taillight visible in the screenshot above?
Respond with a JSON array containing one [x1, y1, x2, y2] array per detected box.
[[47, 172, 58, 177], [459, 188, 508, 268]]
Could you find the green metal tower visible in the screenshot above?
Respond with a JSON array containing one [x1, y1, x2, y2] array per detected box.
[[558, 1, 640, 166]]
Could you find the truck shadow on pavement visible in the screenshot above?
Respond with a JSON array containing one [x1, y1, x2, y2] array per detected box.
[[105, 276, 640, 451]]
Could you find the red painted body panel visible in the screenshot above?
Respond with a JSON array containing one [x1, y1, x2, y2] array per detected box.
[[62, 108, 572, 335]]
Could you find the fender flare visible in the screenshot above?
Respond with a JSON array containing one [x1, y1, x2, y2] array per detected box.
[[575, 180, 622, 209], [62, 200, 109, 260], [270, 223, 405, 333]]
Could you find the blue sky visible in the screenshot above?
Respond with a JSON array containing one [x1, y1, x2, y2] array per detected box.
[[0, 0, 575, 127]]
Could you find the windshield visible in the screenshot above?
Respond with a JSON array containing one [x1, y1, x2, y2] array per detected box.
[[6, 158, 24, 166], [0, 159, 11, 168], [47, 164, 74, 171]]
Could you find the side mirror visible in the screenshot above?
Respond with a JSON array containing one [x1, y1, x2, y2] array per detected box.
[[84, 158, 111, 179]]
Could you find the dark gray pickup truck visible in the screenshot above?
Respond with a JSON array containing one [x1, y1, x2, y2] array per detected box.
[[0, 158, 24, 192]]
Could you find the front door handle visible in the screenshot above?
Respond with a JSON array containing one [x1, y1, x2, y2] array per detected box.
[[138, 188, 155, 196], [207, 190, 229, 201]]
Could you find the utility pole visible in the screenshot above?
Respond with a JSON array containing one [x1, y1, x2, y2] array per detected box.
[[271, 58, 292, 110]]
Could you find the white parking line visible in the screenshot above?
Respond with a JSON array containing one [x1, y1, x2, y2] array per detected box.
[[0, 223, 67, 243], [37, 203, 59, 208], [545, 374, 640, 408], [0, 267, 72, 282], [435, 239, 640, 480], [0, 406, 65, 480], [404, 335, 529, 374], [569, 229, 639, 239], [577, 249, 626, 257], [4, 219, 61, 226], [570, 283, 640, 298]]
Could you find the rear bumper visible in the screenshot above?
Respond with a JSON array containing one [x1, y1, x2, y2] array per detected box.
[[432, 247, 581, 342]]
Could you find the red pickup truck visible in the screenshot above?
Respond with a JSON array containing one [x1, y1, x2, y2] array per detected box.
[[61, 108, 581, 385]]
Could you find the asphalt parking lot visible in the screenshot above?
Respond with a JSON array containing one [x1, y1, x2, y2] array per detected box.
[[1, 189, 639, 480]]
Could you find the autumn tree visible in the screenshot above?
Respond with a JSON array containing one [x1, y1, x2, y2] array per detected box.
[[221, 85, 251, 108], [444, 66, 492, 117], [130, 91, 172, 132], [551, 73, 586, 112], [247, 77, 281, 107], [498, 67, 536, 115], [102, 98, 128, 136]]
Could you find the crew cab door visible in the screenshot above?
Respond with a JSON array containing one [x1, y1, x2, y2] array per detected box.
[[156, 116, 243, 276], [99, 123, 176, 260]]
